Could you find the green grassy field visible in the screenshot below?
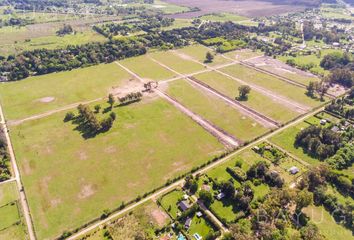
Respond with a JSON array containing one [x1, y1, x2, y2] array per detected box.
[[119, 55, 177, 81], [161, 18, 192, 30], [193, 71, 300, 123], [0, 63, 133, 120], [0, 224, 27, 240], [176, 44, 231, 66], [0, 203, 20, 229], [199, 13, 248, 22], [10, 98, 224, 239], [303, 205, 353, 240], [269, 121, 321, 166], [224, 49, 263, 61], [220, 64, 325, 107], [159, 189, 184, 219], [0, 181, 18, 206], [166, 79, 269, 142], [187, 214, 217, 238], [147, 0, 191, 14], [149, 51, 206, 74]]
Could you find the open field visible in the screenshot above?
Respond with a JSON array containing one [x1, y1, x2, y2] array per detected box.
[[9, 98, 224, 239], [166, 79, 269, 142], [220, 64, 326, 107], [244, 56, 320, 85], [269, 121, 320, 165], [164, 0, 307, 18], [224, 49, 263, 61], [0, 203, 20, 230], [193, 71, 300, 123], [303, 205, 353, 240], [149, 51, 206, 74], [119, 55, 177, 81], [0, 63, 133, 120], [159, 189, 184, 219], [0, 181, 18, 206], [176, 44, 232, 66], [198, 12, 249, 22]]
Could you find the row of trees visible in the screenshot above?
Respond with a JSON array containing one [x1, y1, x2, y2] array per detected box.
[[0, 127, 11, 181], [325, 88, 354, 118]]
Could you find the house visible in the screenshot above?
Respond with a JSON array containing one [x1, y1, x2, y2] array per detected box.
[[289, 166, 299, 175], [320, 119, 327, 125], [196, 211, 203, 218], [178, 201, 191, 212], [216, 192, 225, 200], [184, 217, 192, 229]]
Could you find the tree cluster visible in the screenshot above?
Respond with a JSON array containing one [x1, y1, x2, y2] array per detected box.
[[295, 125, 342, 159], [0, 127, 10, 181], [247, 161, 284, 188], [325, 89, 354, 118], [56, 24, 74, 36], [118, 92, 143, 105]]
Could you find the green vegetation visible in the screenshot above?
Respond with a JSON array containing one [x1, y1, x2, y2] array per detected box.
[[159, 189, 184, 219], [10, 98, 223, 239], [120, 55, 177, 81], [167, 79, 269, 141], [0, 181, 18, 206], [0, 63, 132, 120], [194, 71, 300, 123], [150, 51, 206, 74], [221, 64, 326, 107], [176, 44, 231, 66], [187, 214, 217, 238], [0, 203, 20, 229], [199, 13, 248, 22], [224, 49, 263, 61], [202, 37, 246, 53]]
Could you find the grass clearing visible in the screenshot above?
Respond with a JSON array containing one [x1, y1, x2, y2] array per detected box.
[[0, 203, 20, 230], [220, 64, 326, 107], [187, 214, 217, 238], [0, 63, 133, 120], [159, 189, 184, 219], [10, 98, 223, 239], [120, 55, 177, 81], [166, 79, 269, 141], [224, 49, 263, 61], [0, 181, 18, 206], [303, 205, 353, 240], [199, 13, 248, 22], [194, 71, 300, 123], [0, 224, 27, 240], [149, 51, 206, 74], [176, 44, 231, 66], [269, 121, 321, 166]]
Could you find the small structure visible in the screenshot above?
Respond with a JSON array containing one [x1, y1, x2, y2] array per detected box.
[[196, 211, 203, 218], [289, 166, 299, 175], [320, 119, 327, 125], [193, 233, 202, 240], [332, 42, 340, 47], [184, 217, 192, 229], [331, 126, 340, 133], [178, 201, 191, 212], [253, 146, 260, 152], [202, 184, 211, 192], [183, 194, 189, 200], [216, 192, 225, 200]]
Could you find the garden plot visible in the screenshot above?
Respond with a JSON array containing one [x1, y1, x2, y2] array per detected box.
[[149, 51, 206, 75], [9, 98, 224, 239], [0, 63, 134, 121], [193, 71, 300, 123], [119, 55, 177, 81], [220, 64, 326, 108], [165, 79, 269, 142], [175, 44, 232, 67], [244, 56, 320, 86]]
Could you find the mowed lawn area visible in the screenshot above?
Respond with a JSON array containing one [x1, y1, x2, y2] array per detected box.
[[220, 64, 326, 107], [193, 71, 300, 123], [119, 55, 177, 81], [303, 205, 353, 240], [166, 79, 269, 142], [149, 51, 206, 74], [175, 44, 231, 66], [0, 63, 133, 120], [0, 181, 26, 240], [9, 98, 224, 239], [269, 121, 320, 165]]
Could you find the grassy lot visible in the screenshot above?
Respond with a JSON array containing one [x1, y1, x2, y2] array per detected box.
[[147, 0, 191, 14], [159, 189, 185, 219], [0, 203, 20, 229], [269, 121, 321, 166], [166, 79, 269, 142], [0, 224, 27, 240], [210, 198, 239, 223], [0, 28, 106, 56], [0, 63, 132, 120], [194, 71, 300, 123], [10, 98, 224, 239], [220, 64, 326, 108], [176, 44, 231, 66], [161, 18, 192, 30], [0, 181, 18, 206], [224, 49, 263, 61], [186, 214, 217, 238], [119, 55, 177, 81], [149, 51, 206, 74], [251, 183, 270, 201], [199, 13, 248, 22], [303, 205, 353, 240], [326, 185, 354, 206]]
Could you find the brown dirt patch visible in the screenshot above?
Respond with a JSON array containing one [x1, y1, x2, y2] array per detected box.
[[38, 96, 55, 103], [78, 184, 96, 199], [109, 78, 143, 97], [150, 209, 168, 227]]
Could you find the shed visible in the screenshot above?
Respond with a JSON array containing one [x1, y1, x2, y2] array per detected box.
[[289, 166, 299, 175], [178, 201, 191, 212], [184, 218, 192, 229]]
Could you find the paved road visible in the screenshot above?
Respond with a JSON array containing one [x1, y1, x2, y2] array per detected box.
[[0, 103, 36, 240]]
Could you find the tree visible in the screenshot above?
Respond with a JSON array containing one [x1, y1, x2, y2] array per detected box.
[[205, 52, 214, 63], [295, 190, 313, 212], [64, 111, 75, 122], [238, 85, 251, 100], [94, 104, 101, 113], [306, 81, 316, 97], [300, 223, 324, 240], [199, 190, 213, 207], [220, 181, 235, 199], [110, 112, 116, 120], [108, 94, 115, 109]]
